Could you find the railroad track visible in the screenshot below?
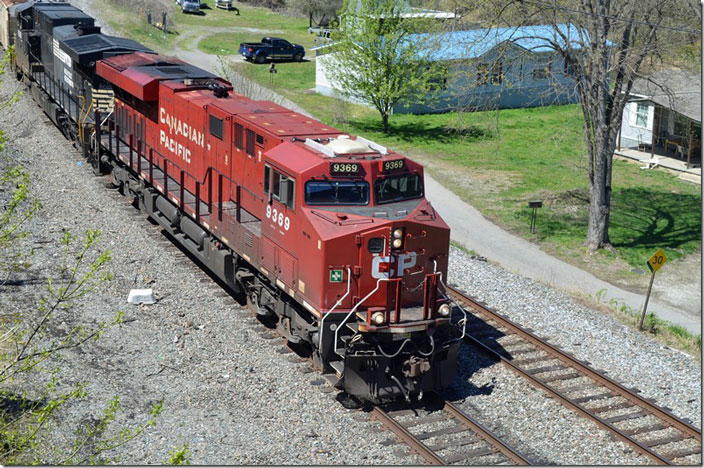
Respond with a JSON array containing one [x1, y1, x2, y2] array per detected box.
[[448, 285, 702, 465], [371, 397, 532, 465]]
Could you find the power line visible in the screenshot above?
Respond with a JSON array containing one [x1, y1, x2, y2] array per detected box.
[[518, 0, 701, 35]]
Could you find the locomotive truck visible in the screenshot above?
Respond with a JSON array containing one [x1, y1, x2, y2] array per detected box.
[[7, 0, 465, 403]]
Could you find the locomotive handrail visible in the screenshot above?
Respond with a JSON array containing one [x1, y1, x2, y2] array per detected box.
[[318, 267, 351, 350], [333, 276, 392, 357]]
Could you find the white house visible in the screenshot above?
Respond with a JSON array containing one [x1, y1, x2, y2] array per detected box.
[[619, 69, 701, 167], [314, 24, 587, 114]]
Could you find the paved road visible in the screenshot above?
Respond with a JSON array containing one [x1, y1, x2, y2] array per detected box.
[[424, 175, 702, 335]]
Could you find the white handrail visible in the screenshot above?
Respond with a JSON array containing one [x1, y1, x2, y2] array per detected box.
[[434, 259, 466, 340], [333, 277, 390, 355], [318, 267, 351, 350]]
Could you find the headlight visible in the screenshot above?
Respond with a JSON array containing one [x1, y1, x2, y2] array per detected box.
[[371, 311, 386, 325], [438, 304, 451, 317], [392, 238, 403, 249], [392, 228, 404, 239]]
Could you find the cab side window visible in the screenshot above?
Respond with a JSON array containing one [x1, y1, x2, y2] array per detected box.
[[264, 165, 295, 209]]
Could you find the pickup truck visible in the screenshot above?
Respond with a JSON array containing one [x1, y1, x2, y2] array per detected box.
[[238, 37, 305, 64]]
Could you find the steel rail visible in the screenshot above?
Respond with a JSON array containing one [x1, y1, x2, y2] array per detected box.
[[370, 400, 532, 465], [443, 401, 533, 465], [448, 286, 702, 465], [370, 406, 446, 465]]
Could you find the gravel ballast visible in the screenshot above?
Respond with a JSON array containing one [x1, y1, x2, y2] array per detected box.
[[1, 53, 700, 464]]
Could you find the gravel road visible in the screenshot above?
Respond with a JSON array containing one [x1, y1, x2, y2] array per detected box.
[[1, 35, 700, 465]]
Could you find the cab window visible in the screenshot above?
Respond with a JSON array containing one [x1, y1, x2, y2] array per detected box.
[[305, 180, 370, 205], [264, 165, 295, 209], [374, 174, 423, 204]]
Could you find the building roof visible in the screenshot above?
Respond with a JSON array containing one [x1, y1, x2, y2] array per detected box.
[[629, 69, 701, 123], [414, 24, 595, 61], [312, 23, 600, 59]]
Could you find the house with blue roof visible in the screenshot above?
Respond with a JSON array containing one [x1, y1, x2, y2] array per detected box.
[[314, 24, 585, 113]]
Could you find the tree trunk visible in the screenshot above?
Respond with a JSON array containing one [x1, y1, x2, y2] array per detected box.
[[585, 123, 615, 252], [382, 113, 389, 134]]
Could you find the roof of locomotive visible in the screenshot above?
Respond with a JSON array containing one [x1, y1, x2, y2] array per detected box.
[[55, 29, 153, 65], [235, 110, 340, 138]]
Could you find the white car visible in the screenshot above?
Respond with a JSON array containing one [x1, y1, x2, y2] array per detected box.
[[214, 0, 232, 9]]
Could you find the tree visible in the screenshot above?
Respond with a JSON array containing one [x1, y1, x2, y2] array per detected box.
[[291, 0, 343, 27], [499, 0, 701, 252], [326, 0, 448, 133]]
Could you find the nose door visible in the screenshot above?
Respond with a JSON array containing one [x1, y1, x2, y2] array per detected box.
[[358, 227, 396, 311]]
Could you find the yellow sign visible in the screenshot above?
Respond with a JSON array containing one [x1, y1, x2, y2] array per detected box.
[[647, 248, 667, 273]]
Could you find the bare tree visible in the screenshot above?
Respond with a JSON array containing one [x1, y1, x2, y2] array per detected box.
[[493, 0, 701, 252]]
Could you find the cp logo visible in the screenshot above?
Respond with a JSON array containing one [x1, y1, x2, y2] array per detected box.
[[371, 252, 417, 279]]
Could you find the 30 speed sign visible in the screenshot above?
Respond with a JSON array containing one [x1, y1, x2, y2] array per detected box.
[[647, 248, 667, 273]]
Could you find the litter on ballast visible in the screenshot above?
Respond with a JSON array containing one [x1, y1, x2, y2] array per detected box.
[[127, 289, 156, 305]]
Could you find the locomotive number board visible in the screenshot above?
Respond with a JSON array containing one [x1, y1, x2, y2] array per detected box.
[[330, 162, 361, 174], [381, 159, 405, 171]]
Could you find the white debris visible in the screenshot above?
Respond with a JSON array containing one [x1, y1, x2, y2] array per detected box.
[[127, 288, 156, 305]]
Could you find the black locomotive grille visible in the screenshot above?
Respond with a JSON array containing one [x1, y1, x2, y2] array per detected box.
[[245, 232, 253, 247]]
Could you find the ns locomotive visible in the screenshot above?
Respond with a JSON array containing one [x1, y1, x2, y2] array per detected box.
[[6, 0, 466, 403]]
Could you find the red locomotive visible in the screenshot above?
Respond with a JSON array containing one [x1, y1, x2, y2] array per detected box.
[[9, 1, 464, 403]]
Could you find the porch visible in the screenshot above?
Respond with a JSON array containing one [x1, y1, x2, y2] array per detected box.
[[614, 148, 701, 184]]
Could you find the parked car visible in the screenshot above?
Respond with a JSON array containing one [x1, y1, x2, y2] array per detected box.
[[214, 0, 232, 9], [238, 37, 305, 64], [178, 0, 200, 14]]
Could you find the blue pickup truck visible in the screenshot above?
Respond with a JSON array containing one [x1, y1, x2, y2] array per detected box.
[[239, 37, 305, 64]]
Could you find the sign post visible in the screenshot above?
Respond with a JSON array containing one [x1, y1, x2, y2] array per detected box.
[[639, 248, 667, 330]]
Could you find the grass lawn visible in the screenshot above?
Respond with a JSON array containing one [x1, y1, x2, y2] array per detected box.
[[99, 0, 702, 288]]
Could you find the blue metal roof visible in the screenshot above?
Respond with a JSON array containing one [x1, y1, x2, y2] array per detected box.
[[412, 24, 601, 61]]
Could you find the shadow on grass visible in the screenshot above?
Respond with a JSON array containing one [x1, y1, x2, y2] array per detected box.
[[348, 118, 493, 145], [609, 187, 701, 254], [515, 187, 700, 266]]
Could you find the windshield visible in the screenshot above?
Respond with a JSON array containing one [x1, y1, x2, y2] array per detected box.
[[305, 180, 369, 205], [374, 173, 423, 204]]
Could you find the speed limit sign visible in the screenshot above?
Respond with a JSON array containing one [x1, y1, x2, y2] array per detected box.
[[647, 248, 667, 273]]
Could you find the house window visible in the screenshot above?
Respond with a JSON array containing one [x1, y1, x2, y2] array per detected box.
[[476, 63, 489, 86], [209, 114, 223, 140], [490, 62, 502, 85], [532, 65, 549, 80], [635, 103, 649, 128]]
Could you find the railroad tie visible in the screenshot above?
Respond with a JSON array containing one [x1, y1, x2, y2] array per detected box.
[[621, 423, 668, 436], [642, 434, 686, 448], [589, 402, 633, 414], [526, 364, 565, 375], [539, 372, 581, 383], [661, 446, 702, 460], [443, 446, 497, 463], [400, 413, 448, 429], [415, 424, 468, 441], [603, 411, 648, 424], [572, 392, 614, 403]]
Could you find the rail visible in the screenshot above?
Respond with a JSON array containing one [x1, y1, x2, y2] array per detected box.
[[371, 397, 532, 465], [448, 286, 702, 465]]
